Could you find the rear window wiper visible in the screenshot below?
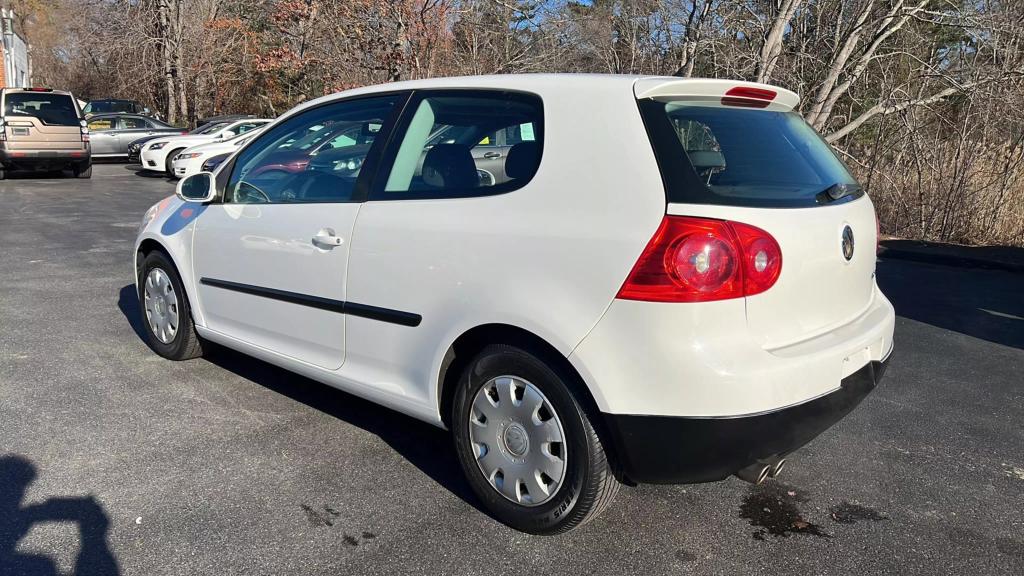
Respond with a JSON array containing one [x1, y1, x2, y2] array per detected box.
[[815, 182, 862, 204]]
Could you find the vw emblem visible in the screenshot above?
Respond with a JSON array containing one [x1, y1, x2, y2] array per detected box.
[[841, 225, 855, 261]]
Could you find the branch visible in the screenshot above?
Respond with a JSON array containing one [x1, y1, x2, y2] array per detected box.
[[825, 72, 1020, 143]]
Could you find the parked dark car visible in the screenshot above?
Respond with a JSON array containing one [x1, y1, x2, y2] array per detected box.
[[87, 114, 185, 159], [195, 114, 255, 128], [200, 152, 231, 173], [83, 99, 154, 118]]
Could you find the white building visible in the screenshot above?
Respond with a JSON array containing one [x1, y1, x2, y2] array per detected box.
[[1, 8, 31, 88]]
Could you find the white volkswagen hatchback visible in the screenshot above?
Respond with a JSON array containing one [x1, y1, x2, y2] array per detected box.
[[134, 74, 894, 534]]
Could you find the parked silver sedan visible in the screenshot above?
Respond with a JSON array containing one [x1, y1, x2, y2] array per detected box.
[[87, 114, 185, 159]]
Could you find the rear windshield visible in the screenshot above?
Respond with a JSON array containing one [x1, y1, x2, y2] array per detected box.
[[4, 93, 80, 126], [638, 99, 860, 208]]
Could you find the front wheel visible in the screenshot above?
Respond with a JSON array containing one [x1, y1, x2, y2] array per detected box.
[[137, 250, 203, 360], [452, 344, 619, 534], [165, 149, 184, 176]]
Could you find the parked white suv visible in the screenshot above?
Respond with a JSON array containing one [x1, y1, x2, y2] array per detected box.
[[133, 74, 895, 534]]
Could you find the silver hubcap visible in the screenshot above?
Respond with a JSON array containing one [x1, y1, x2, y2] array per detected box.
[[144, 268, 179, 344], [469, 376, 567, 507]]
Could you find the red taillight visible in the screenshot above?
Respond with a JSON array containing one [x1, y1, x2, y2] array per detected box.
[[730, 221, 783, 296], [617, 216, 782, 303], [722, 86, 777, 109]]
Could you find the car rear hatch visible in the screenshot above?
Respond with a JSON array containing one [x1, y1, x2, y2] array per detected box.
[[634, 78, 877, 349], [3, 91, 85, 151]]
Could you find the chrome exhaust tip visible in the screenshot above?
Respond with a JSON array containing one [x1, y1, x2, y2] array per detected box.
[[735, 462, 772, 485], [769, 459, 786, 479]]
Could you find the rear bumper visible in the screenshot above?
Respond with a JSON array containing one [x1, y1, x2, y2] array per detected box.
[[604, 352, 891, 484], [0, 148, 90, 168], [569, 283, 895, 417]]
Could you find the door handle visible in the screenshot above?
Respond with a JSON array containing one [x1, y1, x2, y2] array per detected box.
[[312, 229, 343, 248], [483, 151, 502, 159]]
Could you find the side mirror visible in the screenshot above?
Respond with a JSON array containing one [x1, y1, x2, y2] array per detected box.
[[176, 172, 217, 203], [218, 130, 235, 140]]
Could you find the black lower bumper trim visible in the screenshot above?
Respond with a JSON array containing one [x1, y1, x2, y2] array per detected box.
[[0, 149, 90, 170], [603, 355, 891, 484]]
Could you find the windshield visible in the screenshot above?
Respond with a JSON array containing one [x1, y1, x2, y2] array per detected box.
[[192, 122, 229, 135], [639, 100, 859, 207], [4, 93, 80, 126]]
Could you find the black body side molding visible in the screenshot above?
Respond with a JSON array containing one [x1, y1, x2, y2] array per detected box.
[[199, 277, 421, 327]]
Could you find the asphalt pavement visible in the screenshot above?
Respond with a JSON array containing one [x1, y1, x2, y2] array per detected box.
[[1, 164, 1022, 575]]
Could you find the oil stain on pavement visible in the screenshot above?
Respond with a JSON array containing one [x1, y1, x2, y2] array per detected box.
[[829, 501, 888, 524], [739, 482, 830, 540], [300, 503, 341, 527]]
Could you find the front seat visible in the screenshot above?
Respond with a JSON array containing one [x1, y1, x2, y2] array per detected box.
[[422, 144, 478, 190]]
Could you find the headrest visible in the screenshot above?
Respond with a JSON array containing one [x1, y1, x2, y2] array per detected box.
[[422, 144, 478, 189], [505, 142, 540, 180]]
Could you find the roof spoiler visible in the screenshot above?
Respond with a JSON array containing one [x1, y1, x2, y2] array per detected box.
[[633, 78, 799, 111]]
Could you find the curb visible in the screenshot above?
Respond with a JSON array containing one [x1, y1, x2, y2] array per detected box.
[[878, 242, 1024, 274]]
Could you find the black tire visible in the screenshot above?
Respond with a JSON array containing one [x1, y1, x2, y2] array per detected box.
[[452, 344, 619, 534], [0, 167, 6, 180], [165, 149, 184, 176], [75, 164, 92, 179], [137, 250, 203, 360]]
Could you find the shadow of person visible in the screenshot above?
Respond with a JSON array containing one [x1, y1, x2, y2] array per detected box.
[[116, 285, 147, 344], [0, 455, 120, 576]]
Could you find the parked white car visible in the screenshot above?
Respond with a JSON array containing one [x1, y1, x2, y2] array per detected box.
[[134, 74, 895, 534], [170, 128, 265, 179], [140, 118, 271, 174]]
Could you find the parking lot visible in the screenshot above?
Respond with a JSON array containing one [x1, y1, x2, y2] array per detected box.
[[1, 163, 1022, 575]]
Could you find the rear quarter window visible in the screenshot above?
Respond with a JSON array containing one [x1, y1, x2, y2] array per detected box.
[[4, 93, 80, 126], [377, 90, 543, 199], [638, 99, 860, 208]]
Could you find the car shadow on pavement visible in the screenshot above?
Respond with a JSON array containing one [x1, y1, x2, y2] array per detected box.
[[2, 170, 70, 180], [116, 284, 484, 516], [122, 165, 170, 179], [117, 285, 148, 343], [877, 258, 1024, 349], [0, 455, 120, 576], [202, 344, 484, 511]]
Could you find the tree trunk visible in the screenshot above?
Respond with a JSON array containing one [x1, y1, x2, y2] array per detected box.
[[174, 0, 188, 125], [158, 0, 176, 124], [755, 0, 804, 83]]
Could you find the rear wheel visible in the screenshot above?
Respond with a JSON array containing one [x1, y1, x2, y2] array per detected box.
[[452, 344, 619, 534], [138, 250, 203, 360]]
